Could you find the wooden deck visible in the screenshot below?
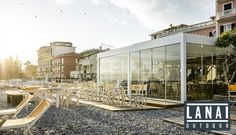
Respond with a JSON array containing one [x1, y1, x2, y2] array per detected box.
[[163, 117, 236, 135], [210, 126, 236, 135], [79, 100, 162, 111], [146, 99, 183, 109], [231, 115, 236, 121], [163, 117, 184, 126]]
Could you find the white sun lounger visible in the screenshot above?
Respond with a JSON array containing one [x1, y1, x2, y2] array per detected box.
[[0, 94, 33, 118], [0, 98, 52, 134]]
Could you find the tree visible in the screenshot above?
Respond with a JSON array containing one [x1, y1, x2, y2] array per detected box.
[[215, 29, 236, 99], [24, 61, 37, 80], [0, 56, 23, 80]]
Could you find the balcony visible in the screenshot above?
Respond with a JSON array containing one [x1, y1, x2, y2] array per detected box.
[[217, 8, 236, 20]]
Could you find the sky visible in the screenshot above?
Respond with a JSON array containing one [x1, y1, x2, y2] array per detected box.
[[0, 0, 215, 64]]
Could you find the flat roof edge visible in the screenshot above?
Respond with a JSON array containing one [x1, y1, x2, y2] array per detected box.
[[97, 33, 216, 58], [184, 33, 216, 45], [98, 33, 184, 58]]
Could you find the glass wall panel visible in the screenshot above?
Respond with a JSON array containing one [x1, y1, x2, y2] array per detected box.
[[213, 47, 228, 96], [141, 49, 152, 96], [165, 44, 181, 101], [100, 44, 181, 102], [100, 57, 111, 83], [131, 51, 141, 83], [116, 54, 128, 89], [186, 44, 226, 100], [151, 47, 165, 99], [99, 54, 128, 89], [141, 49, 152, 82], [202, 45, 214, 100], [187, 44, 204, 100]]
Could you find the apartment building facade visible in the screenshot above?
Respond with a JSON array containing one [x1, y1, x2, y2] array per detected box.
[[37, 41, 76, 80], [73, 48, 108, 82], [37, 46, 52, 80], [216, 0, 236, 35], [52, 52, 81, 82], [97, 0, 235, 103], [150, 0, 236, 40]]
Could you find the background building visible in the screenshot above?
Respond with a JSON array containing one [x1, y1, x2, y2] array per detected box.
[[37, 46, 52, 80], [150, 21, 216, 40], [37, 41, 76, 80], [74, 48, 108, 82], [150, 0, 236, 40], [52, 52, 81, 82], [216, 0, 236, 35], [50, 41, 75, 57]]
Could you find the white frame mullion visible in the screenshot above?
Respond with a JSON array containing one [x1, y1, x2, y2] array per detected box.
[[180, 33, 186, 103], [127, 52, 131, 97]]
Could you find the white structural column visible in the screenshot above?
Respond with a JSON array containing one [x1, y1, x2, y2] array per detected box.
[[97, 58, 101, 101], [127, 52, 131, 96], [215, 0, 219, 36], [180, 33, 187, 103]]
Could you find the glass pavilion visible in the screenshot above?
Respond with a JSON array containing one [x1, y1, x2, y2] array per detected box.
[[97, 33, 226, 103]]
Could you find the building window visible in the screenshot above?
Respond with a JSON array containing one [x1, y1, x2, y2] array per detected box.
[[153, 35, 157, 39], [232, 23, 236, 30], [220, 23, 236, 34], [224, 24, 231, 32], [224, 3, 232, 11]]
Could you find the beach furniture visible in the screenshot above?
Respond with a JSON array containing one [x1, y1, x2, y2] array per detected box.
[[0, 93, 33, 118], [0, 98, 52, 134], [6, 91, 24, 106], [130, 84, 147, 107], [60, 88, 80, 107], [229, 84, 236, 107]]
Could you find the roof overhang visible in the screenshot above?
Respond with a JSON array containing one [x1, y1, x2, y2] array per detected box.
[[97, 33, 216, 59]]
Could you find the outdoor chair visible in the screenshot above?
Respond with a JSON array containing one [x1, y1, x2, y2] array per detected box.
[[60, 88, 80, 107], [0, 94, 33, 118], [229, 84, 236, 107], [149, 82, 157, 97], [0, 98, 52, 135], [130, 84, 147, 107], [102, 82, 122, 105]]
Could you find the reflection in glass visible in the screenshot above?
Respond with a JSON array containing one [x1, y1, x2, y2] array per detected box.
[[99, 54, 128, 88], [166, 45, 180, 101], [141, 49, 152, 82], [186, 44, 227, 100], [151, 47, 165, 99], [131, 51, 141, 83], [129, 44, 181, 101]]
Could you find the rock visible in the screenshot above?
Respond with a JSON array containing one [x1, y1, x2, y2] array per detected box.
[[0, 90, 211, 134]]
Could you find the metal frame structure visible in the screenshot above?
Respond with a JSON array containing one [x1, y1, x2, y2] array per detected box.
[[97, 33, 215, 103]]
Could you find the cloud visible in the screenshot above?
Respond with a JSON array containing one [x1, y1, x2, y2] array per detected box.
[[104, 14, 127, 25], [89, 0, 108, 5], [50, 0, 215, 30], [48, 0, 77, 6], [90, 0, 215, 30]]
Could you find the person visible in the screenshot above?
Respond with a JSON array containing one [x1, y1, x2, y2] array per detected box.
[[188, 69, 195, 82]]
